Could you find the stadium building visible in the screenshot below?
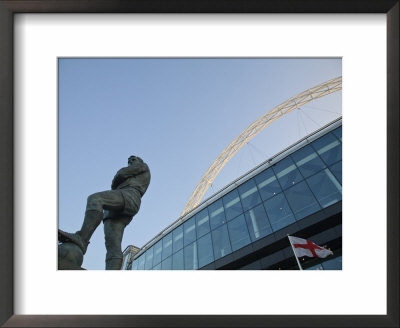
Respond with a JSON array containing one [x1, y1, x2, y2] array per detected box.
[[122, 117, 342, 271]]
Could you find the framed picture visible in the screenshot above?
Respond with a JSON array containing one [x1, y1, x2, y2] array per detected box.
[[1, 1, 398, 327]]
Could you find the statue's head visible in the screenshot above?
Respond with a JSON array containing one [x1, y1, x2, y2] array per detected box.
[[128, 155, 144, 165]]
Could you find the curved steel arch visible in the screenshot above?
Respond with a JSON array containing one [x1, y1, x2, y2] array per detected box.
[[181, 76, 342, 217]]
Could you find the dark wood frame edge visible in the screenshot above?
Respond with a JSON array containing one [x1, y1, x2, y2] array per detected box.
[[0, 1, 398, 327]]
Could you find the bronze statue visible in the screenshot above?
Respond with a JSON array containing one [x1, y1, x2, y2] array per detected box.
[[58, 155, 151, 270]]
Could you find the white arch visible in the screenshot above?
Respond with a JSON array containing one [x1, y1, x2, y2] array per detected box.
[[181, 76, 342, 217]]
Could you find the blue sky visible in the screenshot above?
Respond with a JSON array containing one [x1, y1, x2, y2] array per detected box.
[[58, 58, 341, 270]]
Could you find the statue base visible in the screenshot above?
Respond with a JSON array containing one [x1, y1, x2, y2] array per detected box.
[[58, 240, 85, 270]]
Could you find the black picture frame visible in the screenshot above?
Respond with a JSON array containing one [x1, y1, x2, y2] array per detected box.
[[0, 1, 398, 327]]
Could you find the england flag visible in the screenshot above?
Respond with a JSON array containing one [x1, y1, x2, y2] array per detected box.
[[288, 236, 333, 258]]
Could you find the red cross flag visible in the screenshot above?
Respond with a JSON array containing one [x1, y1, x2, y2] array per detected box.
[[288, 236, 333, 259]]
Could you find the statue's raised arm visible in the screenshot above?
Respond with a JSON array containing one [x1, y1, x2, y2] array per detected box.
[[111, 161, 149, 190]]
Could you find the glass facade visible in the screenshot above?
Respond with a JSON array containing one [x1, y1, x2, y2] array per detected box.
[[306, 255, 342, 270], [129, 123, 342, 270]]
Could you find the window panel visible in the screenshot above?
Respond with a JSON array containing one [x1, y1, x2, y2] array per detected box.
[[306, 169, 342, 208], [238, 179, 262, 211], [254, 167, 282, 201], [311, 132, 342, 166], [184, 241, 198, 270], [153, 263, 161, 270], [172, 224, 183, 253], [306, 263, 324, 270], [272, 157, 303, 189], [264, 193, 296, 231], [211, 224, 232, 260], [322, 256, 342, 270], [284, 181, 321, 220], [222, 189, 244, 221], [291, 144, 326, 178], [172, 248, 184, 270], [209, 199, 227, 230], [162, 233, 173, 260], [332, 126, 342, 142], [227, 214, 251, 251], [244, 203, 272, 241], [161, 256, 172, 270], [153, 240, 162, 266], [131, 259, 138, 270], [144, 246, 154, 270], [329, 161, 342, 184], [183, 216, 197, 246], [197, 233, 214, 268], [137, 255, 145, 270], [196, 208, 210, 238]]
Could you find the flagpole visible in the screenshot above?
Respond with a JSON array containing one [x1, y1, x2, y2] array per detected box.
[[288, 235, 303, 270]]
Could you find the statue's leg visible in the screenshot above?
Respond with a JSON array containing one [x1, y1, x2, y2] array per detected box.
[[77, 210, 104, 253], [59, 209, 104, 254], [59, 190, 124, 254], [79, 191, 125, 253], [104, 218, 128, 270]]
